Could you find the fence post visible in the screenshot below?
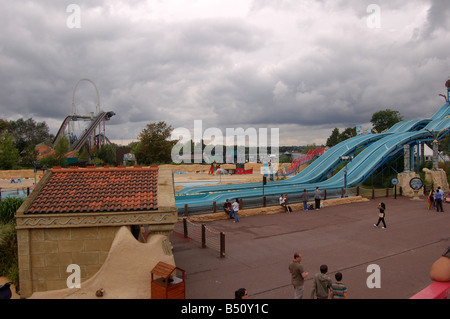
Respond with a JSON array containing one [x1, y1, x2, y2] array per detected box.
[[372, 188, 375, 199], [239, 198, 243, 210], [386, 188, 389, 197], [183, 218, 188, 239], [356, 186, 360, 196], [324, 189, 327, 200], [263, 196, 266, 207], [213, 201, 216, 213], [341, 188, 344, 198], [184, 204, 188, 217], [201, 224, 206, 248], [220, 232, 226, 258]]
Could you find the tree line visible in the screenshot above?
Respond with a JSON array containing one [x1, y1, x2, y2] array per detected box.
[[325, 109, 403, 147], [0, 109, 404, 169]]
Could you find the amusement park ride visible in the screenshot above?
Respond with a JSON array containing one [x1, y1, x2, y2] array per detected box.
[[50, 79, 115, 157]]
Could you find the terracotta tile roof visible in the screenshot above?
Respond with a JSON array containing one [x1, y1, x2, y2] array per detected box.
[[26, 166, 159, 214]]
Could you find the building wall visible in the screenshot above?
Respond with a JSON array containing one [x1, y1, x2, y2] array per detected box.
[[17, 226, 121, 297]]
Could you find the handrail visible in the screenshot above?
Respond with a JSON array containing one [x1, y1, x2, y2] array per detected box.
[[410, 281, 450, 299]]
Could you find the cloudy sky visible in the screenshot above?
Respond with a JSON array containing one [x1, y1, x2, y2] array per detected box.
[[1, 0, 450, 146]]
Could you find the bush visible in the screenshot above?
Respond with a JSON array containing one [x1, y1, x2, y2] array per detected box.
[[0, 197, 22, 289], [0, 197, 24, 224], [0, 222, 19, 286]]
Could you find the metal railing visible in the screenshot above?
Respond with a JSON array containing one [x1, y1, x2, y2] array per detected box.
[[174, 218, 225, 258], [178, 186, 405, 216]]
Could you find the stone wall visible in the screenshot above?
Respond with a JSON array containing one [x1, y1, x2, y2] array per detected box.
[[17, 226, 121, 297]]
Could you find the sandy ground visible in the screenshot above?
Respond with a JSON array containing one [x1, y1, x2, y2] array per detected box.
[[0, 163, 293, 192]]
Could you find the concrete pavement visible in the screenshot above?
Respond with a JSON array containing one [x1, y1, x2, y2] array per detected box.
[[170, 196, 449, 299]]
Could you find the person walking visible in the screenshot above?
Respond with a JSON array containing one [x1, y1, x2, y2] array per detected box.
[[301, 189, 309, 211], [435, 187, 444, 212], [314, 187, 322, 210], [288, 252, 309, 299], [330, 272, 348, 299], [232, 198, 240, 223], [374, 202, 387, 229], [310, 264, 332, 299]]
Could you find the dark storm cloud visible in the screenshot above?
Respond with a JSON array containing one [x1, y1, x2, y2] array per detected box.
[[1, 0, 449, 145]]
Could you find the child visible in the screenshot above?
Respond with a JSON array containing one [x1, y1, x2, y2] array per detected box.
[[310, 264, 332, 299], [330, 272, 348, 299]]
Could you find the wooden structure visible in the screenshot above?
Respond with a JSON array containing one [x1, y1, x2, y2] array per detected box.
[[151, 262, 185, 299]]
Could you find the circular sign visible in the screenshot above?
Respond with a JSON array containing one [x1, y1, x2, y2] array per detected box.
[[409, 177, 423, 190], [392, 178, 398, 185]]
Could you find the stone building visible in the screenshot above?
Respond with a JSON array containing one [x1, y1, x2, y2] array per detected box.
[[15, 165, 177, 298]]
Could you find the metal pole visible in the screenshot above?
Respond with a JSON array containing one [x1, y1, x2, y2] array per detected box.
[[201, 224, 206, 248]]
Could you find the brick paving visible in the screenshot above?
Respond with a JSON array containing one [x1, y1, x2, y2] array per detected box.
[[170, 196, 450, 299]]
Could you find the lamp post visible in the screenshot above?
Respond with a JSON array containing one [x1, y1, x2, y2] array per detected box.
[[340, 156, 354, 197]]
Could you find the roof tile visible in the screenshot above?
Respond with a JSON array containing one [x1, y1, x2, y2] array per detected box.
[[26, 166, 159, 214]]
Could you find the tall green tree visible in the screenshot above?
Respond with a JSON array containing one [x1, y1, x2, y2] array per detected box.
[[54, 136, 70, 166], [371, 109, 403, 133], [8, 118, 53, 153], [326, 127, 356, 147], [98, 143, 117, 165], [134, 121, 177, 164], [326, 128, 341, 147], [0, 134, 19, 169]]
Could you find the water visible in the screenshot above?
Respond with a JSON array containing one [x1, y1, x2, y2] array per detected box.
[[0, 189, 29, 200]]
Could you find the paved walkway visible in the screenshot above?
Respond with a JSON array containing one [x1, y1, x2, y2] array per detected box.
[[170, 196, 449, 299]]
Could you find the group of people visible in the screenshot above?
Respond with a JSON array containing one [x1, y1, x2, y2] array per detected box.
[[288, 252, 348, 299], [428, 186, 446, 212], [281, 187, 324, 213], [223, 198, 240, 223]]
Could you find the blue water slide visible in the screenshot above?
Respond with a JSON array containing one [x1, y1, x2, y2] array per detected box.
[[431, 102, 450, 120], [175, 133, 386, 195], [175, 119, 430, 197], [175, 103, 450, 207], [175, 130, 433, 207]]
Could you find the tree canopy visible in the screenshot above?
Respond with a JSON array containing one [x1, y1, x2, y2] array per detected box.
[[371, 109, 403, 133], [326, 127, 356, 147], [134, 121, 177, 164]]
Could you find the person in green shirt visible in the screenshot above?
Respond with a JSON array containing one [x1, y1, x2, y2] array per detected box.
[[288, 252, 309, 299], [311, 264, 332, 299], [330, 272, 348, 299]]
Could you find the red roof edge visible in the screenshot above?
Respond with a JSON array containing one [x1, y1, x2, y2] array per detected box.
[[51, 165, 159, 173]]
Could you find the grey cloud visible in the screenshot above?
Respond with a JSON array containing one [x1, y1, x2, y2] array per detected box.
[[1, 0, 449, 146]]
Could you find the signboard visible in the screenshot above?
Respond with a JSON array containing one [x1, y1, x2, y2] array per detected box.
[[392, 178, 398, 185], [409, 177, 423, 190]]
